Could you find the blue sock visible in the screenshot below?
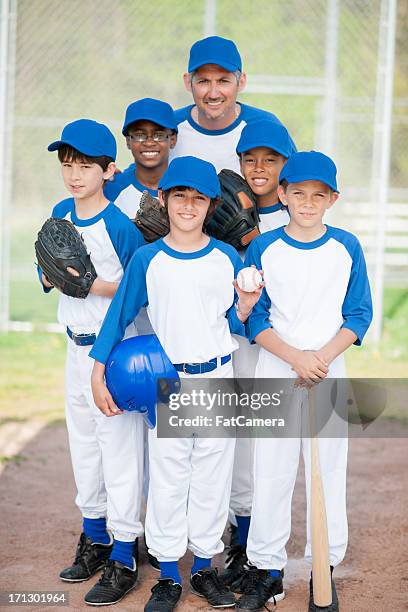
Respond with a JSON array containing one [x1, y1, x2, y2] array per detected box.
[[82, 517, 110, 545], [268, 569, 282, 578], [160, 561, 182, 584], [110, 539, 135, 569], [236, 515, 251, 548], [191, 556, 211, 575]]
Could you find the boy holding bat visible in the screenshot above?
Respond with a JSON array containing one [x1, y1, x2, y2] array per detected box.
[[236, 151, 372, 611]]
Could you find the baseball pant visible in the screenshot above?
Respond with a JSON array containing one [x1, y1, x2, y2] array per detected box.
[[65, 339, 145, 541], [145, 360, 236, 561], [247, 353, 348, 569]]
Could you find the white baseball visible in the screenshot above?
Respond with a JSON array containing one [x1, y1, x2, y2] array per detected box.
[[237, 267, 262, 292]]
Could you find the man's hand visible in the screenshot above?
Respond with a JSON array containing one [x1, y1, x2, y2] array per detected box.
[[290, 349, 329, 385], [91, 362, 123, 417]]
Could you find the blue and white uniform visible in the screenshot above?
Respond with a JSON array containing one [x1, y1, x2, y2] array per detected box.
[[170, 104, 281, 174], [103, 167, 158, 220], [43, 198, 146, 542], [258, 204, 289, 234], [244, 225, 372, 569], [91, 237, 246, 561]]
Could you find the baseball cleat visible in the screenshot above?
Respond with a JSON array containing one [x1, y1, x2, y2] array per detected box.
[[219, 544, 248, 588], [235, 567, 285, 611], [144, 578, 182, 611], [190, 568, 235, 608], [59, 532, 113, 582], [84, 558, 138, 605], [308, 567, 339, 611]]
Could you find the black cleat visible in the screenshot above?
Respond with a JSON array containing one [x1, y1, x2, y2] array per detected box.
[[227, 523, 240, 548], [144, 535, 160, 571], [144, 578, 182, 611], [84, 558, 138, 605], [190, 568, 235, 608], [219, 544, 248, 588], [236, 567, 285, 611], [308, 567, 339, 611], [59, 533, 113, 583]]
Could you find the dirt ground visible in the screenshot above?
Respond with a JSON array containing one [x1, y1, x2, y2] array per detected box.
[[0, 422, 407, 612]]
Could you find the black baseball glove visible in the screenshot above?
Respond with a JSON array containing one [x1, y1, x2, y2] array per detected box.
[[206, 169, 260, 250], [134, 190, 170, 243], [35, 217, 97, 299]]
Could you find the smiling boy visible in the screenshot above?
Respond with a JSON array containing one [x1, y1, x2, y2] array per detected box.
[[235, 151, 373, 612], [104, 98, 177, 218], [90, 156, 263, 611]]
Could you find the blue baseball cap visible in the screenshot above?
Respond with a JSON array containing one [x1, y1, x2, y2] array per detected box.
[[48, 119, 117, 160], [188, 36, 242, 73], [122, 98, 177, 135], [159, 156, 220, 198], [279, 150, 339, 192], [237, 120, 295, 158]]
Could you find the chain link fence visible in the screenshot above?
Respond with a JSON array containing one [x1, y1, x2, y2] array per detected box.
[[1, 0, 407, 328]]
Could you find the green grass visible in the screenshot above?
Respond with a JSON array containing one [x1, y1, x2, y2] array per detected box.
[[0, 332, 65, 423]]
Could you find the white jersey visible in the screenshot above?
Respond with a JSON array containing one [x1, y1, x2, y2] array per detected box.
[[48, 198, 144, 332], [103, 167, 158, 219], [170, 103, 282, 174], [90, 237, 245, 365], [258, 203, 289, 233], [245, 225, 373, 376]]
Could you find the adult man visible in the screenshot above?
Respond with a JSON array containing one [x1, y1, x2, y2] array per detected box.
[[170, 35, 283, 174]]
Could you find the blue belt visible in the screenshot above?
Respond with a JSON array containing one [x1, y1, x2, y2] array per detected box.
[[67, 327, 96, 346], [174, 354, 231, 375]]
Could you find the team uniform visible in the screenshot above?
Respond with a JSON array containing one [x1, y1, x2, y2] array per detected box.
[[244, 225, 373, 570], [43, 198, 145, 544], [90, 236, 246, 563], [170, 104, 281, 174], [103, 166, 158, 219]]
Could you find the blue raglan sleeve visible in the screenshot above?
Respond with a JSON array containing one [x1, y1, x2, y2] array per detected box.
[[103, 175, 123, 201], [89, 251, 149, 364], [341, 238, 373, 345], [225, 248, 246, 337], [105, 208, 145, 270], [37, 199, 73, 293], [244, 240, 272, 343]]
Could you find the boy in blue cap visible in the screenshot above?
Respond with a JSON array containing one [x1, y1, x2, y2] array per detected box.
[[40, 119, 146, 606], [238, 119, 295, 232], [219, 119, 296, 590], [171, 36, 283, 174], [235, 151, 373, 611], [104, 98, 177, 219], [90, 156, 263, 611]]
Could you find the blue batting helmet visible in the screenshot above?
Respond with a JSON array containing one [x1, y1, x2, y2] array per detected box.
[[105, 334, 180, 428]]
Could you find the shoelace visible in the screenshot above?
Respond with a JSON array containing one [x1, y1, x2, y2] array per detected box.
[[201, 570, 229, 594], [98, 560, 120, 586], [240, 569, 277, 611], [151, 580, 179, 601], [224, 544, 246, 568], [74, 536, 93, 567]]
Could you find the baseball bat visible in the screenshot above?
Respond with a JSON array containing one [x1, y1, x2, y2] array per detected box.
[[309, 385, 332, 607]]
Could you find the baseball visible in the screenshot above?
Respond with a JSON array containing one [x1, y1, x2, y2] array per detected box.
[[237, 267, 262, 292]]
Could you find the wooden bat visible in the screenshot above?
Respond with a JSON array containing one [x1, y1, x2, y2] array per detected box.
[[309, 385, 332, 607]]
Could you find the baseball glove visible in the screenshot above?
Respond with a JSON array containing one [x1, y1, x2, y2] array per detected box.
[[134, 190, 170, 243], [206, 169, 260, 250], [35, 218, 97, 299]]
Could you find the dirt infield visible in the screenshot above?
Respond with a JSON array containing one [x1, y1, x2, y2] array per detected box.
[[0, 423, 407, 611]]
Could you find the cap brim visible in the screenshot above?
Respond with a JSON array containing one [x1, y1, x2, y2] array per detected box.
[[189, 58, 240, 72], [47, 140, 63, 151], [237, 140, 290, 158], [122, 116, 178, 135], [159, 179, 219, 199], [280, 172, 339, 193]]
